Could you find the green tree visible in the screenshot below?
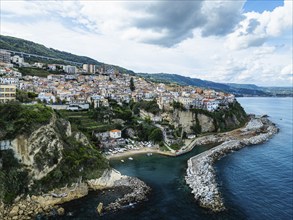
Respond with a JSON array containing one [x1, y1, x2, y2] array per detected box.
[[130, 77, 135, 91], [149, 128, 163, 143]]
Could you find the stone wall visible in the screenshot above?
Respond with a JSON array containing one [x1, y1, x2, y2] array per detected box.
[[185, 116, 278, 212]]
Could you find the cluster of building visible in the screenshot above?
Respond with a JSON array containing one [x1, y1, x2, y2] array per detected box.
[[0, 49, 235, 110]]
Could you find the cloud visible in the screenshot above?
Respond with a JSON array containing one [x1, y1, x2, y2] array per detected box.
[[1, 0, 292, 86], [281, 65, 293, 77], [227, 0, 292, 50], [128, 1, 245, 47], [132, 1, 205, 47], [3, 0, 245, 47], [201, 1, 245, 36]]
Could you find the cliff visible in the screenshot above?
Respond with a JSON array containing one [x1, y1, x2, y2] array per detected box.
[[173, 101, 247, 134], [0, 103, 109, 205]]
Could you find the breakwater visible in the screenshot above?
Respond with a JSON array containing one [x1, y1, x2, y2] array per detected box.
[[185, 116, 279, 212]]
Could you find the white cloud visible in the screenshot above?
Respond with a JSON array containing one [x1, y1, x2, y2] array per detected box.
[[0, 0, 292, 86], [226, 0, 292, 50]]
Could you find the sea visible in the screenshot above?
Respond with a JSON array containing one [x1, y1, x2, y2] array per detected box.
[[57, 97, 293, 220]]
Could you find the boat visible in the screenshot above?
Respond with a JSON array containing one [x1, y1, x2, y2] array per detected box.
[[128, 157, 133, 160], [67, 212, 73, 216], [121, 159, 124, 163], [147, 153, 153, 156]]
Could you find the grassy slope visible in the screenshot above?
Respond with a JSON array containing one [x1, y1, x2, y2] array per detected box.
[[0, 35, 134, 74]]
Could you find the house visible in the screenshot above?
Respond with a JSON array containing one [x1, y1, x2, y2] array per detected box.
[[67, 101, 90, 111], [0, 77, 19, 85], [203, 99, 220, 112], [109, 129, 122, 139], [95, 131, 110, 140], [38, 92, 56, 103], [178, 96, 194, 109], [0, 140, 12, 150], [11, 55, 24, 64]]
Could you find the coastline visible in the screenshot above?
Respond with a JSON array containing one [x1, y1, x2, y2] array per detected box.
[[106, 147, 174, 160], [1, 116, 279, 219], [185, 115, 279, 212], [1, 169, 150, 219]]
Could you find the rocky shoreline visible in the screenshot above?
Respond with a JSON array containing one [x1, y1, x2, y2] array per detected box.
[[185, 115, 279, 212], [87, 169, 150, 215], [1, 169, 150, 219]]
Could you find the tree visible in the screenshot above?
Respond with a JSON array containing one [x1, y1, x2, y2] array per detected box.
[[149, 128, 163, 143], [130, 77, 135, 91]]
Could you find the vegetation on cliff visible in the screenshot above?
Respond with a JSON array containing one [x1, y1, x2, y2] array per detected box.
[[0, 150, 29, 204], [0, 102, 53, 140], [191, 101, 248, 133], [0, 103, 109, 204], [33, 136, 109, 193], [132, 100, 161, 115]]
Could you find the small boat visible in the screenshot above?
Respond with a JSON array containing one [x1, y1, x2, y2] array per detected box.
[[121, 159, 124, 163], [128, 157, 133, 160], [147, 153, 153, 156], [67, 212, 73, 216]]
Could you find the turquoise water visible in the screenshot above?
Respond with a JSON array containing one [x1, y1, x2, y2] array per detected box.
[[58, 97, 293, 220]]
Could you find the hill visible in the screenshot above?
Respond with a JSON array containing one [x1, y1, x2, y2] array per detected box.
[[1, 35, 291, 96], [0, 35, 134, 74], [0, 35, 101, 65], [138, 73, 270, 96]]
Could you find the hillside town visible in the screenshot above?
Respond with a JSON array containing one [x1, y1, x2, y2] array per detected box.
[[0, 49, 235, 111], [0, 49, 240, 157]]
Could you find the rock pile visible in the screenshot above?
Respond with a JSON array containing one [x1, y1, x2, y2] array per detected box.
[[2, 169, 151, 219], [1, 183, 88, 220], [185, 116, 278, 212], [104, 176, 151, 213]]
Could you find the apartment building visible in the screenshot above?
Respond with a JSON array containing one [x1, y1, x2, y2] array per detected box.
[[0, 84, 16, 103], [0, 50, 11, 63]]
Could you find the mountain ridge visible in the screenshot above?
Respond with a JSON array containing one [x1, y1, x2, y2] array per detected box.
[[1, 35, 292, 97]]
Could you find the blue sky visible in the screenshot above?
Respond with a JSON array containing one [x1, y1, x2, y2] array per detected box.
[[244, 0, 284, 12], [0, 0, 292, 86]]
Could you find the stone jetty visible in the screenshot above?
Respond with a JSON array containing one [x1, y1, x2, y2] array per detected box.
[[185, 116, 278, 212], [88, 169, 150, 214]]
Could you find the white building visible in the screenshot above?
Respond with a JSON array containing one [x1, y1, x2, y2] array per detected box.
[[0, 77, 19, 85], [203, 99, 220, 112], [38, 92, 56, 103], [178, 96, 194, 109], [48, 64, 57, 71], [11, 55, 24, 64], [63, 65, 76, 74], [109, 129, 122, 139], [95, 131, 110, 140]]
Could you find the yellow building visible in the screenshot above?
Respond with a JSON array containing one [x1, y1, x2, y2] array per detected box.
[[0, 84, 16, 103]]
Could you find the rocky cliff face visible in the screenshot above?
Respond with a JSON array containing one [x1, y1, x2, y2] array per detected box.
[[9, 115, 72, 180], [173, 101, 247, 134]]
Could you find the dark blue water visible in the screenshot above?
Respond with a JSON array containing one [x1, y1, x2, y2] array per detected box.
[[59, 97, 293, 220], [215, 97, 293, 220]]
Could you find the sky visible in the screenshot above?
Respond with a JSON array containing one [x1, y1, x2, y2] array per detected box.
[[0, 0, 292, 87]]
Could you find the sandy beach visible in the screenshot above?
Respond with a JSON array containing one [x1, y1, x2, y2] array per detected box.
[[106, 147, 174, 159]]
